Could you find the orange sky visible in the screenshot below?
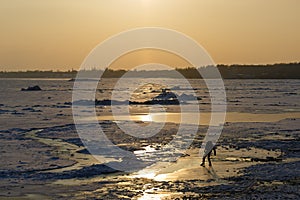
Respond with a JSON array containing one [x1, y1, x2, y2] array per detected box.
[[0, 0, 299, 71]]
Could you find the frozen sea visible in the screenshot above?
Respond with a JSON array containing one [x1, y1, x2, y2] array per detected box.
[[0, 78, 299, 130], [0, 78, 299, 199]]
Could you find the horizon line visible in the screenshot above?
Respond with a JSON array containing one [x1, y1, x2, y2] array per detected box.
[[0, 61, 299, 73]]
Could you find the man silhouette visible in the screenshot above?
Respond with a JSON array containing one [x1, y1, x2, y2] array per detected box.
[[200, 141, 216, 167]]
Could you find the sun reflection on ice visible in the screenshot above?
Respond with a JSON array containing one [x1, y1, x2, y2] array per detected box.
[[140, 114, 153, 122]]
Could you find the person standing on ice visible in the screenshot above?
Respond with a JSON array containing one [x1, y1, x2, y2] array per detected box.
[[200, 141, 217, 167]]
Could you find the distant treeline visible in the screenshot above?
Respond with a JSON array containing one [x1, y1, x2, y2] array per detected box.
[[0, 63, 299, 79], [0, 70, 78, 79], [217, 62, 300, 79]]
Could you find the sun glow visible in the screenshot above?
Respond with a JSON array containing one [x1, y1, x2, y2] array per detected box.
[[141, 0, 151, 4]]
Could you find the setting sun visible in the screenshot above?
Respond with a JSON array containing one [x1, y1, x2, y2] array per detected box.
[[0, 0, 299, 71]]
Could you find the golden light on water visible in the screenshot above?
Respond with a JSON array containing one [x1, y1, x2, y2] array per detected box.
[[95, 112, 300, 125]]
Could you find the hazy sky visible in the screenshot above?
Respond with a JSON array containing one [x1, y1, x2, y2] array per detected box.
[[0, 0, 299, 71]]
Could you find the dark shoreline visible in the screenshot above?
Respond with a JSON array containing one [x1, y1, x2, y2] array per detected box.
[[1, 62, 300, 79]]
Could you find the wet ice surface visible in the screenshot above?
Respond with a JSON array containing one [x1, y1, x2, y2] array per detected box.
[[1, 119, 299, 199], [0, 78, 299, 199]]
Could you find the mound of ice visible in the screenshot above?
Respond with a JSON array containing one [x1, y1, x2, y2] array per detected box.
[[21, 85, 42, 91], [130, 88, 179, 105]]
